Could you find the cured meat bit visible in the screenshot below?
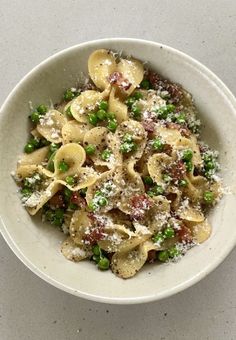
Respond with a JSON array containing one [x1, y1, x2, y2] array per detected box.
[[142, 119, 155, 132], [147, 71, 183, 104], [130, 194, 152, 220], [108, 71, 132, 91], [166, 122, 191, 138], [177, 225, 193, 243], [147, 249, 156, 263], [49, 192, 65, 208], [163, 143, 172, 156], [87, 212, 106, 227], [83, 226, 105, 245], [169, 160, 186, 181], [70, 192, 86, 208]]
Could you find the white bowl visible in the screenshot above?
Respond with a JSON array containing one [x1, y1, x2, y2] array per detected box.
[[1, 38, 236, 304]]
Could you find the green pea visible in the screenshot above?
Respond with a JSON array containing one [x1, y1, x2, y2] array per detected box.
[[152, 232, 164, 244], [132, 104, 141, 118], [30, 111, 40, 124], [185, 161, 193, 172], [88, 201, 97, 212], [85, 144, 96, 155], [98, 257, 110, 270], [37, 104, 48, 114], [68, 203, 77, 210], [182, 149, 193, 162], [49, 143, 60, 155], [168, 246, 180, 258], [123, 133, 133, 143], [125, 97, 136, 108], [66, 106, 72, 117], [163, 227, 175, 239], [176, 113, 186, 124], [166, 104, 175, 112], [179, 179, 188, 187], [63, 89, 75, 101], [64, 187, 72, 201], [205, 161, 215, 170], [203, 154, 213, 163], [156, 107, 168, 119], [152, 138, 164, 151], [203, 191, 214, 204], [106, 112, 116, 119], [120, 142, 137, 153], [99, 100, 108, 111], [98, 196, 108, 207], [133, 91, 143, 100], [92, 244, 101, 256], [92, 254, 100, 264], [58, 161, 69, 173], [153, 185, 164, 195], [101, 149, 112, 161], [24, 143, 35, 154], [66, 176, 75, 185], [143, 176, 154, 185], [97, 109, 107, 121], [54, 208, 64, 219], [107, 119, 117, 132], [21, 187, 32, 197], [52, 209, 64, 227], [162, 174, 172, 182], [29, 138, 40, 149], [88, 113, 98, 126], [158, 250, 169, 262], [140, 79, 151, 90], [94, 191, 102, 197], [204, 170, 214, 179], [79, 187, 87, 197], [45, 209, 54, 222], [147, 190, 155, 197]]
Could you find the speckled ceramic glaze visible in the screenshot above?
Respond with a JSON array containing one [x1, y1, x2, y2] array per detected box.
[[0, 38, 236, 304]]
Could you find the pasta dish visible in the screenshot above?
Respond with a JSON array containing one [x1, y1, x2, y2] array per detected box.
[[13, 49, 222, 278]]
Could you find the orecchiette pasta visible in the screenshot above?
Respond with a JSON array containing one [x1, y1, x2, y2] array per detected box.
[[13, 49, 222, 279]]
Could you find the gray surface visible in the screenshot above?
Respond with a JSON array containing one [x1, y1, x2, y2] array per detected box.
[[0, 0, 236, 339]]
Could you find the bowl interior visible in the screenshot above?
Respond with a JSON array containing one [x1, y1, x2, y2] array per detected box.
[[0, 39, 236, 304]]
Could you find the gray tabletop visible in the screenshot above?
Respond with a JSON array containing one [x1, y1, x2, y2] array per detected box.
[[1, 1, 236, 339]]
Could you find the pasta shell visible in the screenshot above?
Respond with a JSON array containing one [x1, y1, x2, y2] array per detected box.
[[86, 168, 122, 213], [108, 87, 128, 123], [26, 180, 62, 215], [117, 162, 145, 214], [18, 146, 49, 166], [62, 121, 91, 144], [111, 236, 149, 279], [54, 143, 86, 179], [178, 205, 204, 222], [16, 164, 53, 180], [98, 224, 135, 252], [57, 166, 98, 191], [188, 219, 212, 244], [147, 153, 172, 185], [70, 90, 107, 123], [88, 49, 116, 90], [37, 110, 67, 143], [116, 57, 144, 96], [154, 124, 184, 145], [69, 210, 92, 246], [184, 174, 207, 203], [61, 237, 90, 262], [116, 120, 147, 161]]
